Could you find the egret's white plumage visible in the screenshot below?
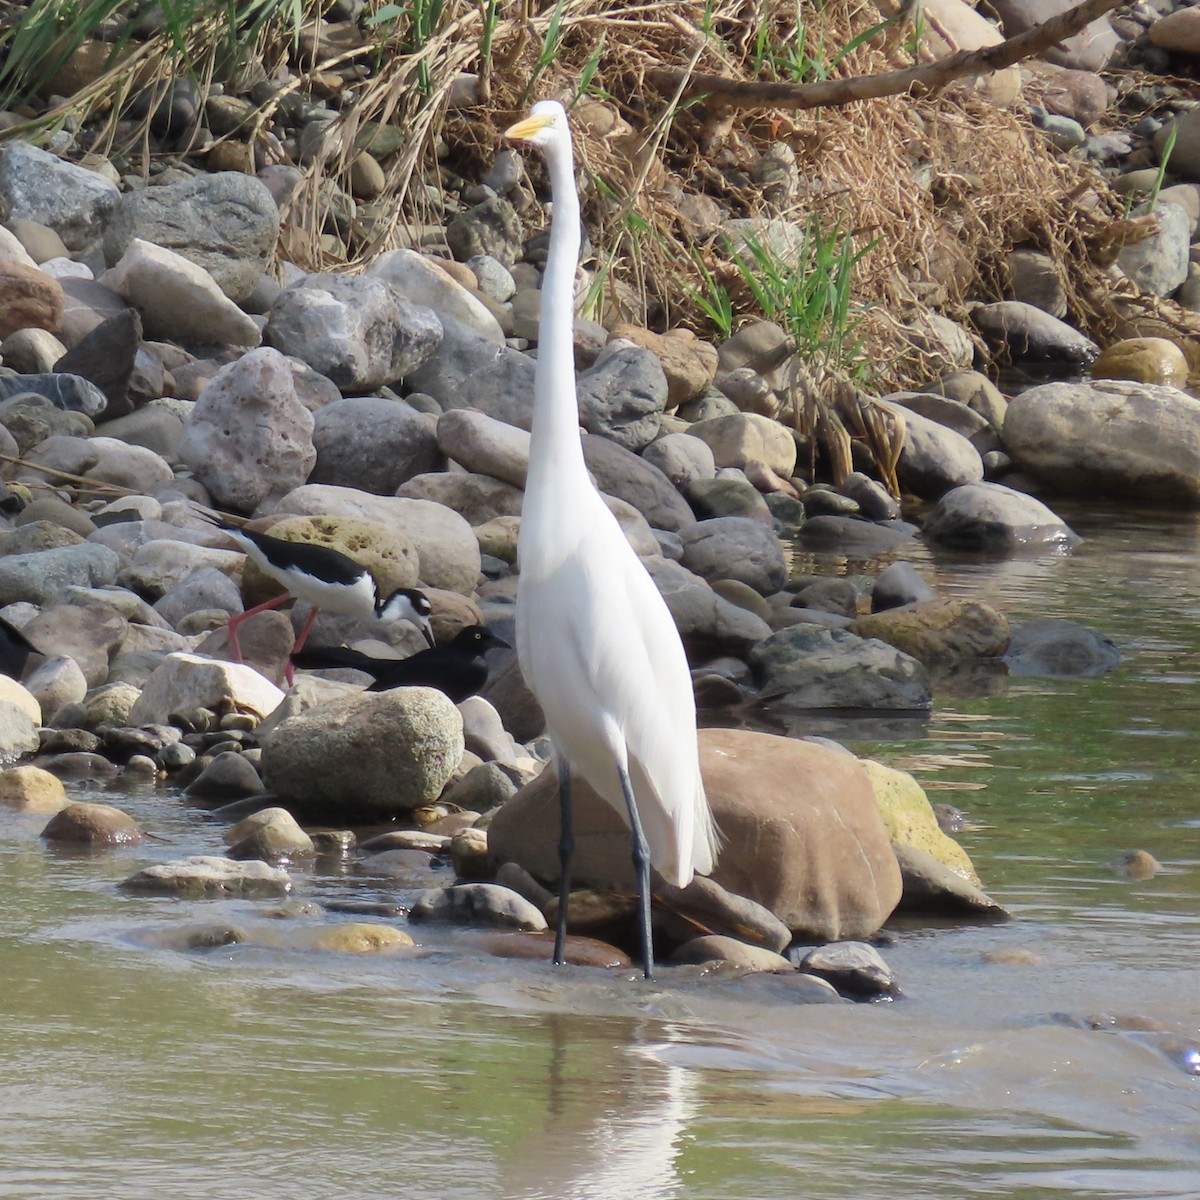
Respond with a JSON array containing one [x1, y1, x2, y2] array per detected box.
[[506, 100, 717, 975]]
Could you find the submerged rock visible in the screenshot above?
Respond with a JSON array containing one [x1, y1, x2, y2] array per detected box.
[[120, 855, 293, 897]]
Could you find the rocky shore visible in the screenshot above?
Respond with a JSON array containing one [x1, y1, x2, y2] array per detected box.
[[0, 0, 1194, 996]]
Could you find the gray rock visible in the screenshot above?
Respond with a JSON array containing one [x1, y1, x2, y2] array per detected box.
[[185, 750, 265, 801], [577, 346, 667, 451], [1117, 202, 1191, 298], [0, 371, 108, 417], [796, 515, 917, 556], [466, 254, 516, 302], [580, 434, 693, 532], [679, 517, 787, 594], [119, 540, 242, 600], [644, 557, 772, 656], [406, 315, 537, 428], [127, 652, 284, 726], [749, 625, 931, 709], [436, 407, 530, 486], [684, 476, 772, 523], [223, 806, 315, 862], [367, 248, 504, 344], [879, 399, 984, 498], [871, 561, 937, 612], [792, 577, 858, 617], [261, 686, 464, 816], [442, 761, 519, 812], [641, 431, 716, 486], [409, 883, 548, 931], [153, 566, 244, 627], [23, 655, 88, 720], [103, 172, 280, 302], [178, 347, 316, 512], [120, 855, 293, 897], [0, 543, 121, 605], [986, 0, 1117, 70], [101, 239, 262, 348], [19, 434, 173, 495], [840, 471, 901, 521], [446, 196, 524, 266], [311, 395, 439, 494], [20, 600, 127, 687], [1006, 247, 1068, 318], [52, 308, 142, 418], [892, 843, 1009, 919], [396, 471, 523, 526], [922, 482, 1080, 552], [1003, 379, 1200, 505], [0, 142, 120, 251], [971, 301, 1100, 365], [799, 940, 901, 1000], [265, 274, 442, 391], [1005, 617, 1120, 677], [0, 699, 40, 763], [885, 391, 994, 450]]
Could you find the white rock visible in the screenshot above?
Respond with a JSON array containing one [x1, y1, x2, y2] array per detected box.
[[39, 257, 94, 280], [127, 652, 285, 726], [23, 655, 87, 722], [101, 238, 262, 347], [368, 248, 504, 344], [0, 675, 41, 725]]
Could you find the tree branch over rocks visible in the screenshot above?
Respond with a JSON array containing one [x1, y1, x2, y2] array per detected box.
[[647, 0, 1126, 111]]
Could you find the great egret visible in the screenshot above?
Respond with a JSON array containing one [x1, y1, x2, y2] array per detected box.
[[216, 523, 435, 683], [505, 100, 718, 979], [291, 625, 509, 701]]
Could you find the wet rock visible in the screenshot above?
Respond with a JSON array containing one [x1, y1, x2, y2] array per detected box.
[[294, 923, 414, 953], [0, 544, 120, 606], [0, 142, 120, 251], [670, 935, 792, 971], [892, 844, 1009, 918], [861, 759, 981, 883], [922, 481, 1080, 550], [1109, 849, 1161, 880], [0, 764, 69, 812], [463, 929, 631, 968], [449, 827, 490, 879], [1004, 380, 1200, 506], [102, 239, 262, 347], [178, 347, 316, 512], [32, 751, 119, 780], [1005, 618, 1120, 677], [796, 515, 917, 556], [261, 687, 463, 816], [971, 301, 1099, 366], [409, 882, 548, 931], [356, 848, 444, 886], [311, 395, 439, 494], [798, 941, 900, 1000], [577, 345, 667, 451], [443, 761, 519, 812], [41, 801, 143, 846], [103, 172, 279, 302], [489, 728, 903, 940], [729, 971, 845, 1003], [120, 855, 293, 897], [656, 873, 792, 952], [750, 625, 931, 709], [871, 561, 936, 612], [849, 599, 1011, 668], [1091, 337, 1190, 388], [127, 652, 285, 726], [792, 577, 859, 618], [265, 274, 441, 391], [679, 517, 786, 595], [185, 750, 265, 801], [224, 806, 315, 862]]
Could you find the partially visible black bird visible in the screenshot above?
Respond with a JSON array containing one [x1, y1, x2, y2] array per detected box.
[[0, 615, 43, 679], [291, 625, 509, 703]]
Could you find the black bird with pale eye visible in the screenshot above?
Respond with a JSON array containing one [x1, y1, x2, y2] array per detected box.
[[291, 625, 509, 703]]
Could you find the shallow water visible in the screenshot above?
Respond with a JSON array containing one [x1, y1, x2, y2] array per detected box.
[[2, 503, 1199, 1200]]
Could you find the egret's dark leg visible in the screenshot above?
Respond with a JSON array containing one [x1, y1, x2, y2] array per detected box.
[[553, 763, 574, 966], [617, 764, 654, 981]]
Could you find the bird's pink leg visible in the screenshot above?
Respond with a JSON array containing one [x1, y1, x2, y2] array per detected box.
[[291, 607, 320, 655], [226, 595, 289, 663]]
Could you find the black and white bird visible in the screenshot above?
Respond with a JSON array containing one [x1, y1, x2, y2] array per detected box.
[[214, 523, 435, 682], [291, 625, 508, 703]]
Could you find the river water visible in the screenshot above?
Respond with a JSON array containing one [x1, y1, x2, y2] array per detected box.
[[2, 503, 1199, 1200]]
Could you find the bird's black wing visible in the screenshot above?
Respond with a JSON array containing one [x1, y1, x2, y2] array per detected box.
[[292, 643, 490, 703], [234, 528, 365, 586]]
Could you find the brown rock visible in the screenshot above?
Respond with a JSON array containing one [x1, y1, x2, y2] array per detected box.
[[0, 261, 64, 338], [1091, 338, 1190, 388], [40, 801, 143, 845], [670, 934, 792, 971], [488, 728, 903, 940], [609, 323, 718, 408], [292, 923, 415, 953], [1148, 7, 1200, 55], [892, 844, 1008, 918], [461, 929, 632, 968], [0, 765, 69, 812], [849, 598, 1010, 667]]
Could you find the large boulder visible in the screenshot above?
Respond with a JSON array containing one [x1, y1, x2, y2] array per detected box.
[[0, 142, 119, 251], [922, 481, 1081, 551], [848, 598, 1011, 667], [261, 686, 463, 816], [178, 347, 316, 512], [487, 727, 903, 940], [127, 652, 285, 725], [1002, 380, 1200, 507]]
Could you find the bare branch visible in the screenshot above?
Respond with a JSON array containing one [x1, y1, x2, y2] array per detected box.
[[646, 0, 1125, 111]]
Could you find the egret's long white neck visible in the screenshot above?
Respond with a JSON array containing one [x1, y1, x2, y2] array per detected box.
[[527, 130, 586, 495]]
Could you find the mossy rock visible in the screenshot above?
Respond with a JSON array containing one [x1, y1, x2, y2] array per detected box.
[[861, 758, 980, 885], [242, 515, 420, 607]]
